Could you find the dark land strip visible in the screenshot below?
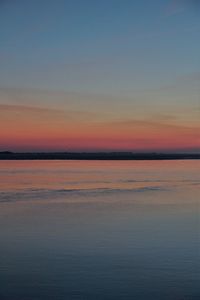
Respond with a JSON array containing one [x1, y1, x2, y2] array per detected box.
[[0, 151, 200, 160]]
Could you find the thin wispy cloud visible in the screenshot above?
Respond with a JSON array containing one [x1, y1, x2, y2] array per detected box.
[[108, 118, 200, 133], [0, 103, 98, 126], [0, 104, 61, 114]]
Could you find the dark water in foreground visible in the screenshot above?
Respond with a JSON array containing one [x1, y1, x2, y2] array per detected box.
[[0, 160, 199, 300]]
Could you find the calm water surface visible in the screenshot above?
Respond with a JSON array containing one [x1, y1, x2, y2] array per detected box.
[[0, 160, 199, 300]]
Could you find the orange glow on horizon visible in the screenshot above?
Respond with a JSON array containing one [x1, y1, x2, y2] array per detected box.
[[0, 104, 199, 152]]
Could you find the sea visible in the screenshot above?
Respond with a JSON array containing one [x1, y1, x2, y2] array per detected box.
[[0, 160, 199, 300]]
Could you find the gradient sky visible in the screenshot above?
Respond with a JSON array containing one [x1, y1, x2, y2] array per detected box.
[[0, 0, 200, 152]]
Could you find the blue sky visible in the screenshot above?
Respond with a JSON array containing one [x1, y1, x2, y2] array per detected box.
[[1, 0, 200, 93]]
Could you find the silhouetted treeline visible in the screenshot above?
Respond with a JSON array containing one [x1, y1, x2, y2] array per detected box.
[[0, 152, 200, 160]]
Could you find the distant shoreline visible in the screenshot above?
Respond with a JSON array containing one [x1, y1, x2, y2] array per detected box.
[[0, 152, 200, 160]]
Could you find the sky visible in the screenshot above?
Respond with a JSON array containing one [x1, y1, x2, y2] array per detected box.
[[0, 0, 200, 152]]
